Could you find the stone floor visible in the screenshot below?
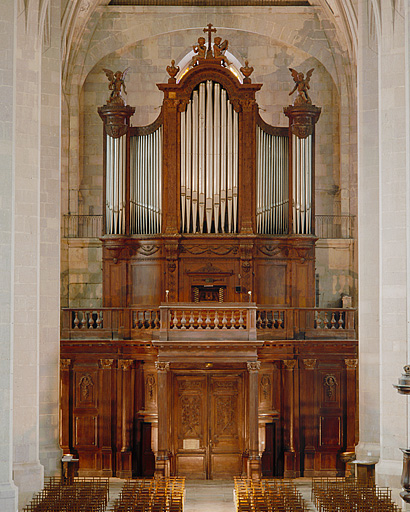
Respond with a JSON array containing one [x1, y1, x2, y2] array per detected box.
[[106, 477, 319, 511]]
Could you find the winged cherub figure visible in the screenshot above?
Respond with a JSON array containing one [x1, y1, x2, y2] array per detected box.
[[213, 36, 230, 66], [103, 67, 130, 105], [289, 68, 314, 105]]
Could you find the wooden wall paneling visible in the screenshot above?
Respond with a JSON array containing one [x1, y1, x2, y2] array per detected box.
[[165, 242, 179, 302], [60, 359, 72, 455], [131, 261, 163, 305], [99, 359, 115, 476], [155, 361, 171, 477], [136, 362, 156, 477], [254, 261, 287, 305], [103, 257, 127, 308], [72, 363, 100, 475], [300, 358, 318, 476], [317, 366, 344, 475]]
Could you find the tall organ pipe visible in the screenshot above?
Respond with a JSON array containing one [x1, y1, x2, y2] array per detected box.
[[180, 81, 238, 234], [129, 125, 162, 235]]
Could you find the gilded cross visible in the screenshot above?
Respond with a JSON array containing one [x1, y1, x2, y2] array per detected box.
[[203, 23, 217, 56]]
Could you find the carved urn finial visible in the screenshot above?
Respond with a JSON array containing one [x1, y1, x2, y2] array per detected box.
[[240, 60, 254, 83], [166, 60, 179, 83]]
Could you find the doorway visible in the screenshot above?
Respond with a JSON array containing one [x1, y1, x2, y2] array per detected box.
[[173, 372, 244, 479]]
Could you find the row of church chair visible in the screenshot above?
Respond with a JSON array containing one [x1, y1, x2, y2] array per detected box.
[[111, 477, 185, 512], [22, 477, 110, 512], [234, 477, 307, 512], [311, 477, 400, 512]]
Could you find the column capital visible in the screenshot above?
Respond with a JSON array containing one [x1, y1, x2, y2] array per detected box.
[[155, 361, 170, 372], [60, 359, 72, 370], [119, 359, 134, 370], [99, 358, 115, 369], [303, 359, 317, 370], [247, 361, 261, 372], [345, 358, 358, 370], [283, 359, 298, 370]]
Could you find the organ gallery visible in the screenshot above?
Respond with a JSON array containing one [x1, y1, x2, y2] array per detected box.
[[60, 26, 357, 480]]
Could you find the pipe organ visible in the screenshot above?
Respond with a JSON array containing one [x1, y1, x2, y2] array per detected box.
[[66, 27, 356, 483]]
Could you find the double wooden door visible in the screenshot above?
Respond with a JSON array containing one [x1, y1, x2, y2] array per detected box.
[[173, 372, 244, 479]]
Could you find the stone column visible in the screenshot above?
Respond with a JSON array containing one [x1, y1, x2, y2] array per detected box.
[[247, 361, 261, 479], [155, 362, 170, 477], [0, 1, 19, 508]]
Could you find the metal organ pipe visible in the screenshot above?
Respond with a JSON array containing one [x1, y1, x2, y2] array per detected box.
[[180, 80, 239, 234], [105, 134, 127, 234], [129, 125, 163, 235], [290, 133, 312, 235], [256, 126, 290, 235]]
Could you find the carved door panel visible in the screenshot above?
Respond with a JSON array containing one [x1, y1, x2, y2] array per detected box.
[[174, 375, 207, 479], [173, 373, 243, 479], [209, 374, 243, 478]]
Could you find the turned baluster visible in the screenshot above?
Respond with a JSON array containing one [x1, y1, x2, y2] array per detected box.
[[338, 312, 344, 329], [315, 310, 322, 330], [79, 311, 85, 329], [214, 311, 219, 329], [230, 310, 236, 329], [189, 311, 195, 329], [181, 311, 187, 330], [96, 311, 102, 328], [89, 311, 94, 329], [73, 311, 80, 329], [238, 310, 244, 329], [172, 310, 179, 329], [222, 311, 228, 329], [256, 310, 262, 329], [324, 311, 329, 329], [205, 311, 211, 329], [330, 312, 337, 329], [154, 310, 160, 329], [197, 310, 203, 329]]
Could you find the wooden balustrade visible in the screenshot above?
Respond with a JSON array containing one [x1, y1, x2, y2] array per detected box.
[[61, 305, 356, 341]]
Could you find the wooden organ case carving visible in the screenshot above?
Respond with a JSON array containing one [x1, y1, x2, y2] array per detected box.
[[60, 26, 357, 480]]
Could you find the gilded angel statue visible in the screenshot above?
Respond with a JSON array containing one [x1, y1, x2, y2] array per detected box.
[[103, 67, 130, 105], [289, 68, 314, 105]]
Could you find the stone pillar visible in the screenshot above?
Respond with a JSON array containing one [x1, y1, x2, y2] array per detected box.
[[282, 359, 299, 477], [155, 362, 170, 477], [247, 361, 261, 479], [0, 0, 19, 508]]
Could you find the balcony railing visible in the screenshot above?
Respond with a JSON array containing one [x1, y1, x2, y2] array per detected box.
[[62, 214, 355, 239], [61, 305, 356, 341], [315, 215, 355, 239], [63, 214, 103, 238]]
